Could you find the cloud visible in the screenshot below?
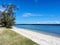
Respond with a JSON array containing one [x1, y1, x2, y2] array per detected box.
[[22, 13, 55, 17], [0, 6, 5, 12], [0, 8, 5, 12], [0, 9, 4, 12], [22, 13, 43, 17], [36, 21, 60, 24], [54, 21, 60, 24]]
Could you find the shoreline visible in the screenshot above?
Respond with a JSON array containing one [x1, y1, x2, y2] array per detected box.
[[12, 27, 60, 45], [14, 26, 60, 38]]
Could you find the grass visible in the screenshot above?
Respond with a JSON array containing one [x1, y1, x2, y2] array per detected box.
[[0, 29, 38, 45]]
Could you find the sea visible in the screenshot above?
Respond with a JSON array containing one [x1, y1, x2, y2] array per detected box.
[[15, 24, 60, 37]]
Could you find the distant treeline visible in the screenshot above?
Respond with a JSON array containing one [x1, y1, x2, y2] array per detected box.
[[15, 24, 60, 26]]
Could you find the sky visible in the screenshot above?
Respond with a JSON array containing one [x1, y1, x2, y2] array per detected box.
[[0, 0, 60, 24]]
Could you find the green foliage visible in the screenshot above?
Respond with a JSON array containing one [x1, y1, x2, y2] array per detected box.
[[0, 4, 17, 28]]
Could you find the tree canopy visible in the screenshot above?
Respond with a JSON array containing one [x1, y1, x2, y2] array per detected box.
[[0, 4, 17, 28]]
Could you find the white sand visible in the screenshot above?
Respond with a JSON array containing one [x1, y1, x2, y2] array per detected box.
[[12, 27, 60, 45]]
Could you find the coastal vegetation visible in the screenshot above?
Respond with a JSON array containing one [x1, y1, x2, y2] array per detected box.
[[0, 4, 16, 28]]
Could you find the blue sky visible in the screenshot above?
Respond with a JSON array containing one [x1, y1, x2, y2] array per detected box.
[[0, 0, 60, 24]]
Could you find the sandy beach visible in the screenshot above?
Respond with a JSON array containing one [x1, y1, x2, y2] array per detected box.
[[12, 27, 60, 45]]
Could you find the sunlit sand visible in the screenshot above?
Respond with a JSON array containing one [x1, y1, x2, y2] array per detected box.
[[12, 27, 60, 45]]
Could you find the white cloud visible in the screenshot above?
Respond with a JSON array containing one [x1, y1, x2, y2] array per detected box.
[[22, 13, 55, 17], [54, 21, 60, 24], [22, 13, 43, 17], [36, 21, 60, 24], [0, 9, 4, 12]]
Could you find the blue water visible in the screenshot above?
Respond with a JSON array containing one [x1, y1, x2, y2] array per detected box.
[[15, 24, 60, 36]]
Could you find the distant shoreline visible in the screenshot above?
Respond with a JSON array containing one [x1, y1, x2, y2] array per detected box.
[[15, 24, 60, 26]]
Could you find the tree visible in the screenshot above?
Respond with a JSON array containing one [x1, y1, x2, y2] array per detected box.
[[0, 11, 3, 25], [1, 4, 17, 28]]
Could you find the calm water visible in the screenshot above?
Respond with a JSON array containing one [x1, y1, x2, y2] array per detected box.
[[15, 24, 60, 36]]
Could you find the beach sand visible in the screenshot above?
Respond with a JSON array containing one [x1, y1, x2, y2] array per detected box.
[[12, 27, 60, 45]]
